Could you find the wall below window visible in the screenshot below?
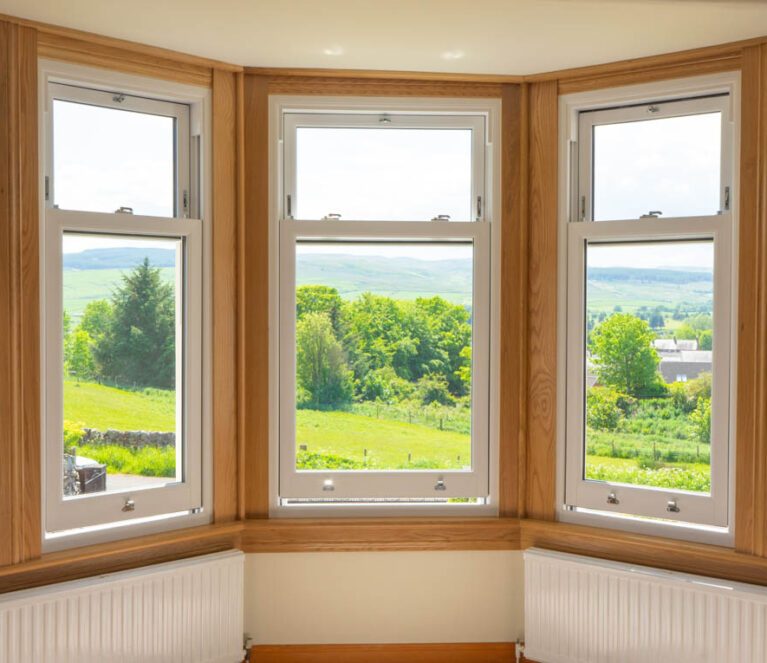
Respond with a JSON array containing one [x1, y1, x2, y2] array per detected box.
[[244, 551, 524, 644]]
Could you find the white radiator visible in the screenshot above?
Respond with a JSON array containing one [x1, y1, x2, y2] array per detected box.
[[0, 549, 244, 663], [524, 547, 767, 663]]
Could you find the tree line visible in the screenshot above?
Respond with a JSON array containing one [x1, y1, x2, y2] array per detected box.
[[64, 258, 175, 390], [295, 285, 472, 408]]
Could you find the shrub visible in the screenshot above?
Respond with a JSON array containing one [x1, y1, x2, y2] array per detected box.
[[586, 387, 622, 431], [63, 420, 85, 453], [77, 443, 176, 477], [296, 451, 363, 470], [689, 397, 711, 445], [585, 462, 710, 492]]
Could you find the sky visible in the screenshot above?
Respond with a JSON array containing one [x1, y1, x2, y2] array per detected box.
[[56, 98, 721, 271], [586, 240, 713, 270], [593, 111, 722, 222], [63, 234, 178, 255]]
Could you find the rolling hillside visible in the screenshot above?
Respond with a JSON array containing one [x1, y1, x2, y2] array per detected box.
[[62, 248, 715, 317]]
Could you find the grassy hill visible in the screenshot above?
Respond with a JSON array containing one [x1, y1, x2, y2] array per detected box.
[[296, 409, 470, 469], [64, 378, 175, 431]]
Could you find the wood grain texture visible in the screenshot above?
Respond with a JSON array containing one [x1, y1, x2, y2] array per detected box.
[[0, 20, 40, 568], [250, 643, 516, 662], [735, 45, 767, 557], [240, 517, 520, 552], [499, 84, 527, 517], [236, 71, 247, 520], [525, 81, 558, 521], [531, 37, 751, 85], [0, 522, 242, 595], [37, 32, 213, 87], [212, 68, 240, 523], [558, 57, 742, 95], [247, 66, 522, 84], [242, 75, 270, 518], [522, 519, 767, 587], [264, 75, 503, 98], [0, 12, 241, 86]]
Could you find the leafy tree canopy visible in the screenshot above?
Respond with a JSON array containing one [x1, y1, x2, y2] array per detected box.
[[590, 313, 661, 397]]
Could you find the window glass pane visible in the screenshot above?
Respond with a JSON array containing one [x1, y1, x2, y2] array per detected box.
[[295, 127, 473, 221], [592, 111, 721, 221], [584, 240, 713, 494], [61, 233, 182, 498], [294, 241, 473, 471], [53, 100, 176, 217]]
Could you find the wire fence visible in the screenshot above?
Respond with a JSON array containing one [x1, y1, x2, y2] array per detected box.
[[299, 400, 471, 435]]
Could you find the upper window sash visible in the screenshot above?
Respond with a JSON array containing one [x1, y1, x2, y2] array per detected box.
[[576, 94, 732, 224], [45, 82, 192, 219], [282, 112, 487, 222]]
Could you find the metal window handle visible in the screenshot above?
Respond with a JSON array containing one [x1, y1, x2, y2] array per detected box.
[[606, 491, 619, 505], [431, 214, 451, 222], [434, 478, 447, 491], [115, 206, 134, 214], [666, 499, 680, 513], [122, 498, 135, 512], [640, 210, 663, 219], [321, 213, 342, 220]]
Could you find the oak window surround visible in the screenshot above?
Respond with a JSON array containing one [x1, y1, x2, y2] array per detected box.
[[557, 73, 740, 545], [39, 59, 214, 551], [268, 97, 501, 516]]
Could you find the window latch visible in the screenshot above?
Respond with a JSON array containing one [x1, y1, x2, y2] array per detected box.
[[431, 214, 451, 222], [121, 498, 135, 512], [434, 477, 447, 491], [321, 213, 342, 220], [666, 499, 680, 513], [640, 210, 662, 219], [115, 206, 134, 214], [606, 491, 619, 505]]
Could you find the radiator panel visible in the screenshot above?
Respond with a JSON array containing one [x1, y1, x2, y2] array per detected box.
[[524, 548, 767, 663], [0, 550, 243, 663]]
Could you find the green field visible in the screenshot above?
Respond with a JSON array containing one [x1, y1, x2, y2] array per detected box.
[[586, 455, 710, 492], [64, 378, 175, 431], [63, 267, 175, 319], [296, 409, 470, 469]]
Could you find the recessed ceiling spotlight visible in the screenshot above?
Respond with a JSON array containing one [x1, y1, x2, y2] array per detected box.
[[441, 50, 465, 61], [323, 45, 344, 56]]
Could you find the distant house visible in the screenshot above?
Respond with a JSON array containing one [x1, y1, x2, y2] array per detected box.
[[653, 338, 698, 357], [659, 350, 712, 383]]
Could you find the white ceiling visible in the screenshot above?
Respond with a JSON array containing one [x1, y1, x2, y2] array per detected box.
[[3, 0, 767, 75]]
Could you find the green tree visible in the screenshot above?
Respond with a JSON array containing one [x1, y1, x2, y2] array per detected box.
[[415, 373, 454, 406], [689, 397, 711, 445], [586, 387, 622, 431], [675, 324, 697, 340], [683, 313, 713, 332], [456, 345, 471, 391], [95, 258, 175, 389], [296, 285, 346, 336], [296, 311, 353, 406], [686, 371, 711, 406], [63, 309, 72, 339], [66, 329, 94, 382], [80, 299, 112, 340], [698, 329, 713, 351], [649, 312, 665, 328], [590, 313, 661, 397]]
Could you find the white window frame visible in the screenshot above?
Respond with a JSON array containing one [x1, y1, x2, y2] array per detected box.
[[269, 96, 501, 516], [557, 73, 740, 544], [45, 82, 192, 218], [39, 60, 213, 549]]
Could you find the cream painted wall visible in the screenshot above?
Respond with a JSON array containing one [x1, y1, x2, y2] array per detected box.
[[244, 550, 524, 645]]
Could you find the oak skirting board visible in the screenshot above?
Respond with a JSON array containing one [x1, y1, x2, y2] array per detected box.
[[249, 643, 519, 663]]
